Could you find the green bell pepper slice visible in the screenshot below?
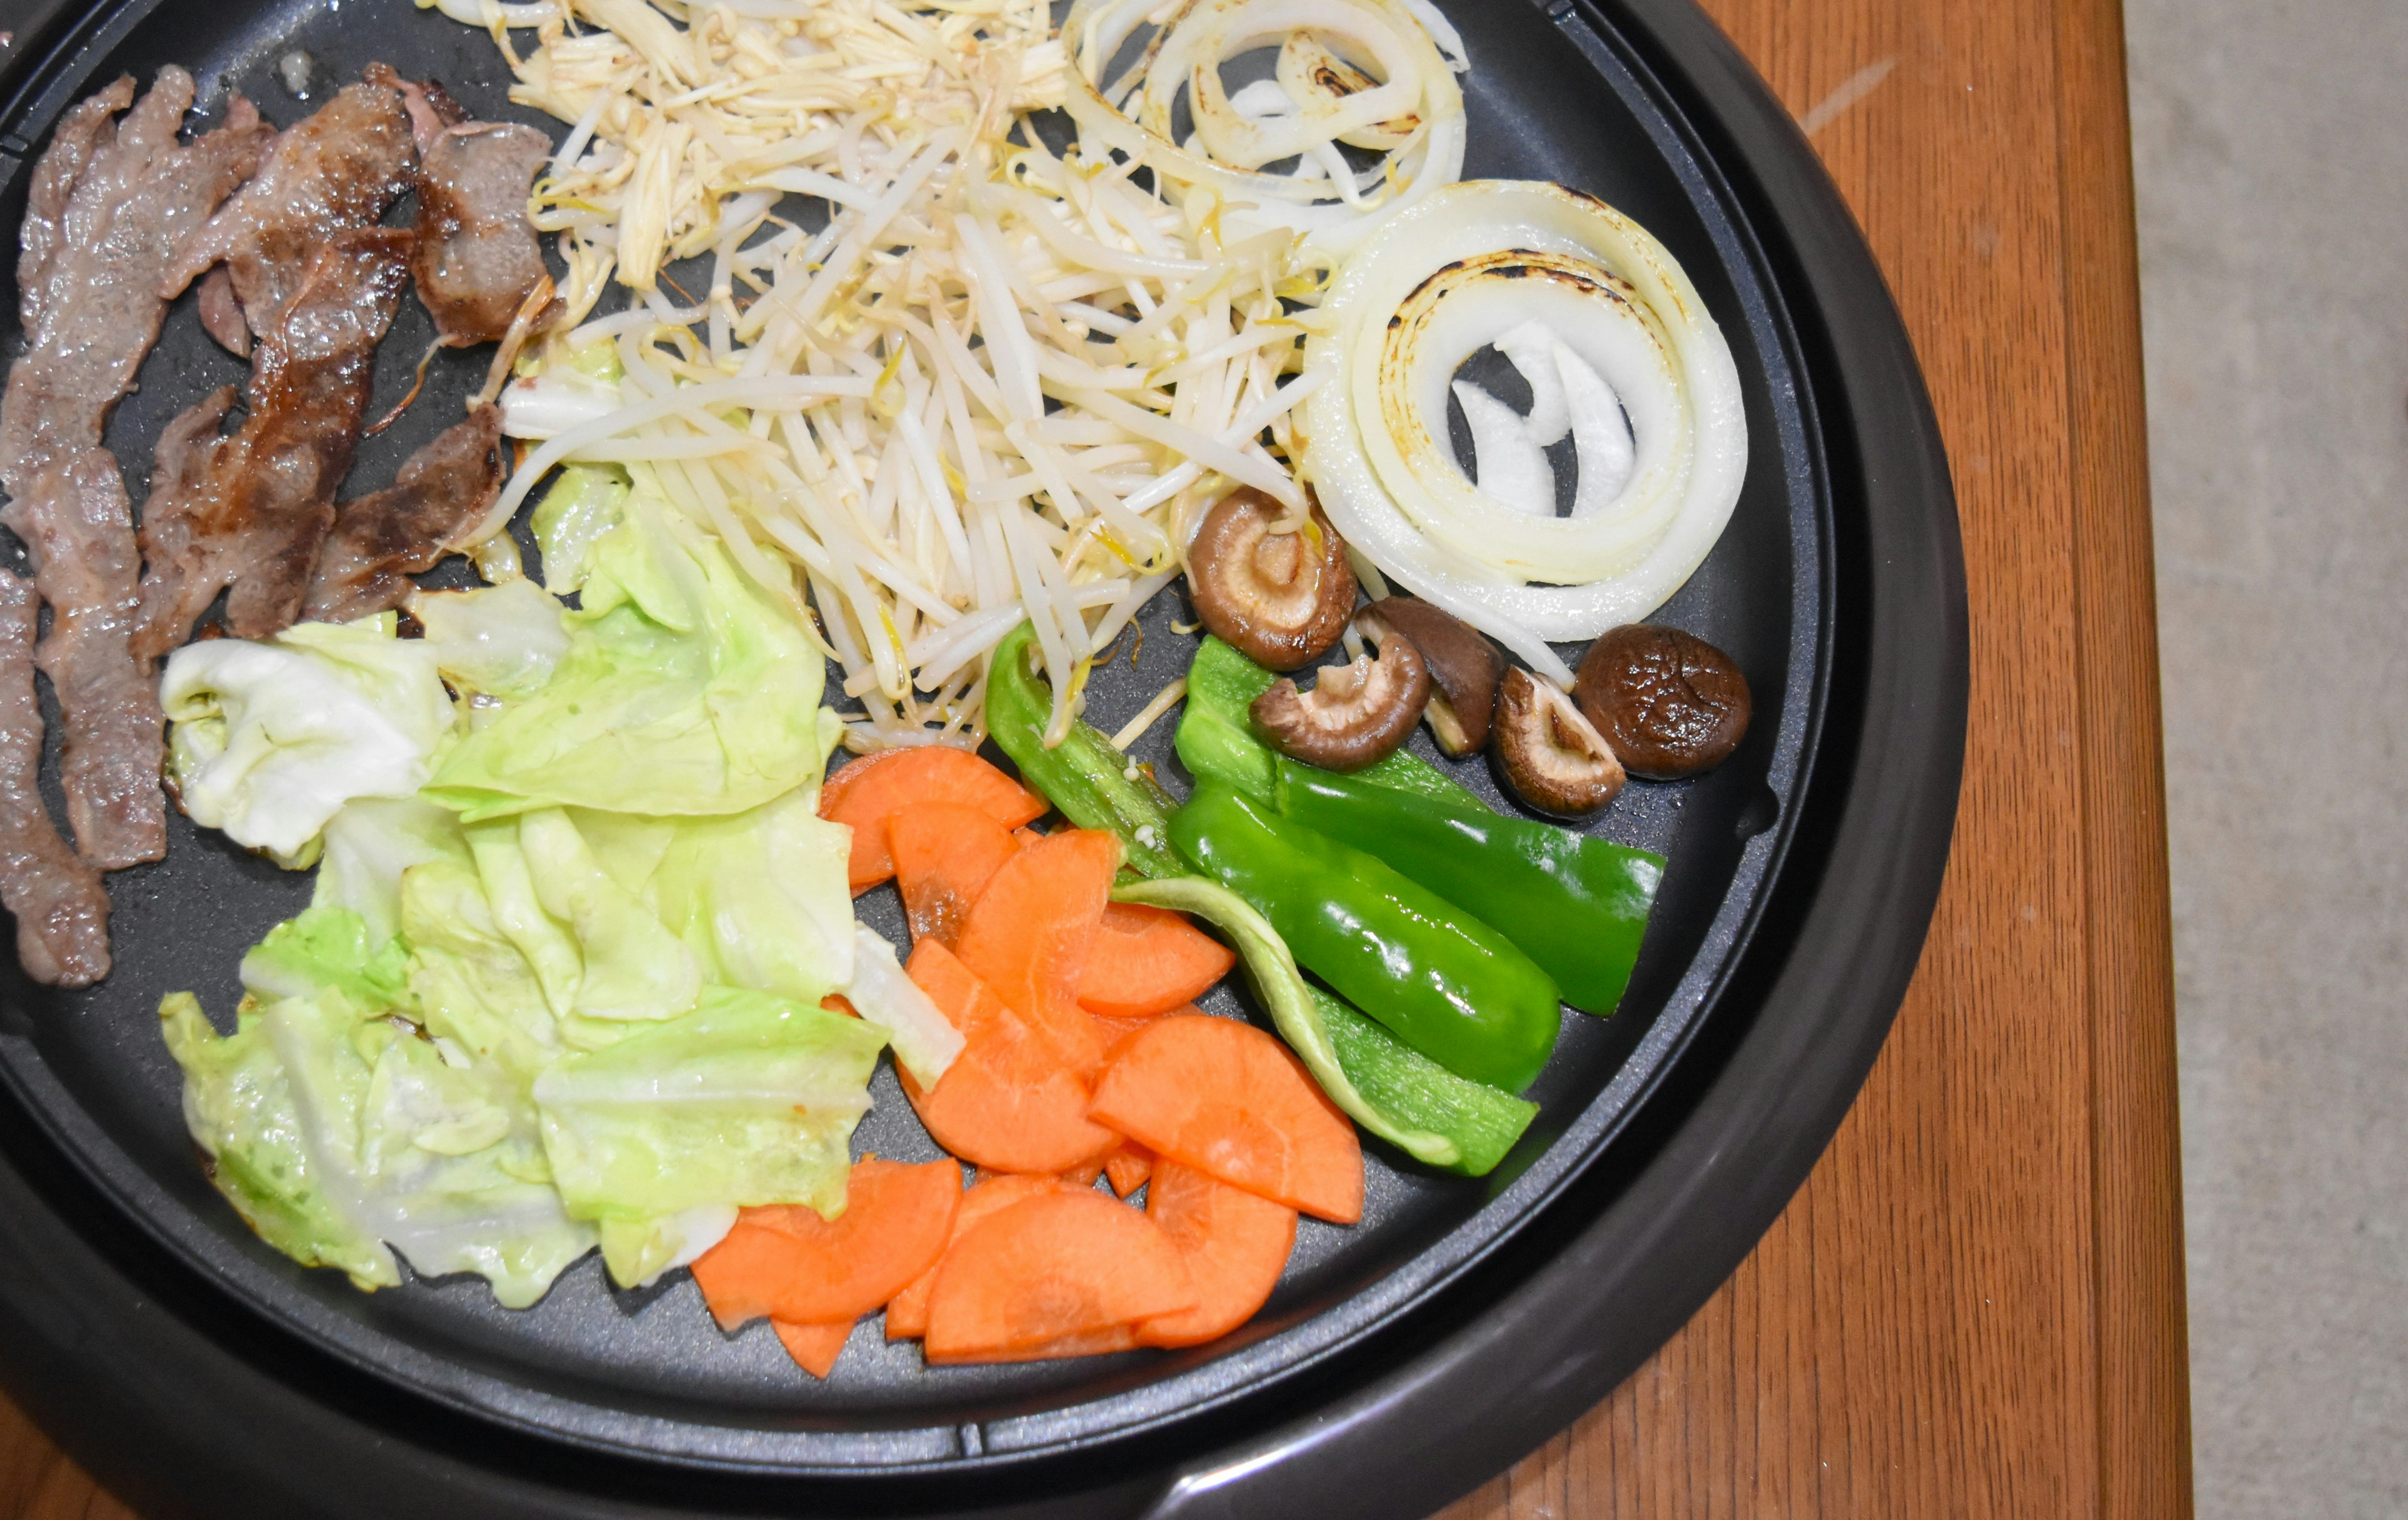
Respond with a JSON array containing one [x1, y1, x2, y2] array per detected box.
[[1114, 876, 1536, 1176], [1274, 758, 1664, 1015], [1176, 636, 1489, 813], [985, 623, 1185, 880], [1169, 781, 1562, 1093]]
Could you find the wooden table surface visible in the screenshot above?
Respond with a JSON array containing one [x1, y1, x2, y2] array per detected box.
[[0, 0, 2190, 1514]]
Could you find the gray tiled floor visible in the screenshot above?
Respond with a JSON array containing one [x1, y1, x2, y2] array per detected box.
[[2126, 1, 2408, 1514]]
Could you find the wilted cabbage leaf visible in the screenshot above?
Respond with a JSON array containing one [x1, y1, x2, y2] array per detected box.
[[162, 615, 457, 865]]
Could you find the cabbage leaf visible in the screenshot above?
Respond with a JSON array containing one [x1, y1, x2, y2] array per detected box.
[[166, 907, 596, 1307], [162, 615, 457, 865], [423, 497, 833, 823], [532, 985, 885, 1284], [409, 579, 571, 702]]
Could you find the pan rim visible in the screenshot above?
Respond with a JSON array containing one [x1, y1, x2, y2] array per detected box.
[[0, 0, 1959, 1507]]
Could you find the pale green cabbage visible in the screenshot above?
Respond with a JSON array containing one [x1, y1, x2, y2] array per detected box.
[[166, 907, 597, 1307], [532, 986, 885, 1284], [162, 615, 457, 865], [528, 465, 629, 594], [644, 788, 855, 1008], [409, 579, 572, 702], [314, 796, 471, 946], [165, 498, 883, 1309], [423, 496, 834, 823]]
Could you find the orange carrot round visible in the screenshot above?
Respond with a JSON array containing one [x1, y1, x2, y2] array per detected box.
[[1090, 1010, 1163, 1065], [1078, 902, 1237, 1018], [1085, 1013, 1365, 1224], [889, 801, 1023, 948], [1136, 1159, 1297, 1348], [884, 1173, 1074, 1341], [1104, 1141, 1154, 1198], [821, 747, 1046, 894], [923, 1190, 1196, 1363], [954, 829, 1122, 1076], [690, 1156, 961, 1328], [902, 940, 1120, 1175], [771, 1318, 853, 1378]]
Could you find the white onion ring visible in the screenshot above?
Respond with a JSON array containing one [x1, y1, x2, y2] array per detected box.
[[1061, 0, 1465, 255], [1300, 181, 1748, 682]]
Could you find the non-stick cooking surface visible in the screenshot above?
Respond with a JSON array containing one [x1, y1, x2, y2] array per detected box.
[[0, 0, 1963, 1513]]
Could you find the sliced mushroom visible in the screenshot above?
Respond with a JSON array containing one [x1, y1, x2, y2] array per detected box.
[[1363, 596, 1503, 756], [1574, 625, 1751, 779], [1494, 668, 1625, 816], [1249, 635, 1431, 772], [1186, 488, 1358, 670]]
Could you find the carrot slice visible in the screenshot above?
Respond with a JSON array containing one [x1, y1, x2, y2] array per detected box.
[[1085, 1014, 1365, 1223], [1136, 1160, 1297, 1348], [1104, 1141, 1154, 1198], [822, 748, 1046, 894], [690, 1156, 961, 1328], [923, 1190, 1196, 1363], [884, 1174, 1072, 1340], [890, 801, 1023, 947], [900, 940, 1119, 1175], [1090, 1011, 1158, 1064], [1077, 902, 1237, 1018], [771, 1318, 853, 1378], [934, 1326, 1139, 1364], [954, 829, 1121, 1076]]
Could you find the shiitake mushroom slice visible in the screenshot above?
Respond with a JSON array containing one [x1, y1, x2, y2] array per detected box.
[[1362, 596, 1502, 757], [1186, 488, 1356, 671], [1573, 625, 1751, 780], [1249, 633, 1432, 773], [1492, 668, 1626, 816]]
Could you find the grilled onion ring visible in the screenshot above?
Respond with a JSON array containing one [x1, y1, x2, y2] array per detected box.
[[1062, 0, 1465, 254], [1298, 180, 1748, 683]]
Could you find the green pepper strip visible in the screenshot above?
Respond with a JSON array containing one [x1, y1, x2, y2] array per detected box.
[[1310, 984, 1537, 1178], [986, 624, 1539, 1174], [985, 623, 1186, 880], [1274, 759, 1666, 1016], [1176, 635, 1490, 812], [1171, 782, 1563, 1094]]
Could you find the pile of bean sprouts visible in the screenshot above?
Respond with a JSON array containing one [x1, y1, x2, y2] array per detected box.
[[425, 0, 1742, 750], [426, 0, 1445, 748]]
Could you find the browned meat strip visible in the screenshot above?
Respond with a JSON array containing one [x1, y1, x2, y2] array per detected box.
[[0, 573, 109, 988], [134, 229, 413, 657], [1, 70, 272, 486], [163, 73, 413, 344], [0, 70, 270, 873], [413, 122, 552, 347], [303, 404, 504, 623], [16, 76, 133, 342], [372, 61, 467, 150], [1, 450, 162, 867], [127, 388, 235, 662], [196, 265, 251, 358]]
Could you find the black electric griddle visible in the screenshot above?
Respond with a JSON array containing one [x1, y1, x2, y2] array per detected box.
[[0, 0, 1965, 1514]]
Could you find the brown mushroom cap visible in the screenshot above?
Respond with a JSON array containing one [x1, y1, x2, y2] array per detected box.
[[1186, 488, 1358, 671], [1493, 667, 1626, 816], [1363, 596, 1503, 756], [1249, 635, 1432, 772], [1573, 625, 1751, 779]]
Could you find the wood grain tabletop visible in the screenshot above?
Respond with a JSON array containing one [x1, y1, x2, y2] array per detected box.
[[0, 0, 2190, 1514]]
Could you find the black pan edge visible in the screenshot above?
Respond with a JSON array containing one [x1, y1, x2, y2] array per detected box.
[[1135, 1, 1968, 1514], [0, 0, 1964, 1513]]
